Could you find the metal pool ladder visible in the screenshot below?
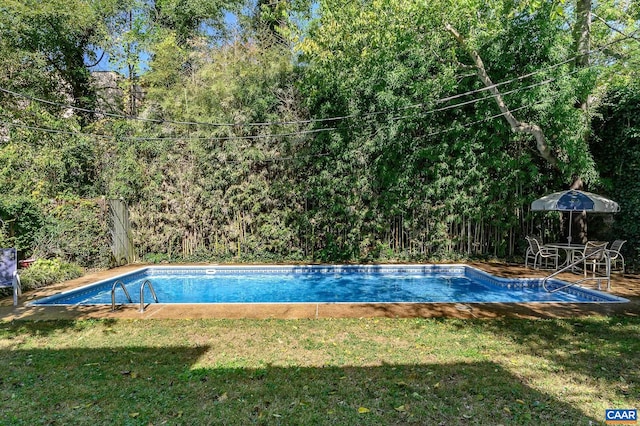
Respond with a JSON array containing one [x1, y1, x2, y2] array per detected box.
[[139, 279, 158, 313], [110, 279, 159, 313], [111, 280, 132, 311]]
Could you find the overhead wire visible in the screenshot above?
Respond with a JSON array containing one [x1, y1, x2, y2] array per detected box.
[[0, 118, 336, 141], [0, 68, 562, 143], [0, 97, 544, 165], [2, 29, 639, 150], [0, 31, 633, 130], [386, 76, 562, 123], [193, 101, 548, 163], [0, 72, 558, 144], [0, 59, 608, 147], [0, 85, 349, 127], [424, 102, 537, 138]]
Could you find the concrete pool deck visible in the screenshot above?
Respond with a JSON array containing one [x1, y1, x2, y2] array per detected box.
[[1, 262, 639, 321]]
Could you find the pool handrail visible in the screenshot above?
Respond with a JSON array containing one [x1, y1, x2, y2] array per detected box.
[[542, 246, 610, 292], [111, 280, 132, 311], [139, 279, 158, 313]]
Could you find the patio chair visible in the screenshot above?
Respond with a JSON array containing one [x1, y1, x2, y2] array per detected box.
[[525, 236, 559, 270], [582, 241, 610, 279], [0, 248, 21, 306], [606, 239, 626, 275]]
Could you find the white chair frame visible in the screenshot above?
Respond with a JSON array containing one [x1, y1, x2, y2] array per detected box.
[[607, 240, 626, 275], [525, 236, 559, 270]]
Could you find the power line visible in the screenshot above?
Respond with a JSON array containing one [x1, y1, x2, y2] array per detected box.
[[116, 126, 337, 141], [0, 118, 338, 163], [4, 40, 638, 145], [0, 73, 552, 143], [0, 120, 87, 138], [142, 103, 545, 164], [0, 64, 589, 144], [386, 41, 640, 123], [0, 84, 367, 128], [0, 118, 337, 141], [1, 98, 543, 164], [424, 103, 536, 138], [0, 70, 556, 142], [0, 95, 551, 169], [387, 76, 561, 123], [0, 34, 632, 130], [0, 85, 348, 127]]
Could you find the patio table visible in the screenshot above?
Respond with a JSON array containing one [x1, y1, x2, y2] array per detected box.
[[545, 243, 586, 271]]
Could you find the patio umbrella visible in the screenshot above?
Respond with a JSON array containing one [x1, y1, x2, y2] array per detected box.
[[531, 189, 620, 244]]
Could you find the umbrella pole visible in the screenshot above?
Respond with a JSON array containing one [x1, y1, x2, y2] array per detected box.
[[567, 211, 573, 244]]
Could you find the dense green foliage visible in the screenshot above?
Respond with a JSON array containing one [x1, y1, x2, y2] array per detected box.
[[18, 258, 84, 290], [0, 0, 639, 270], [294, 0, 592, 259], [591, 81, 640, 269]]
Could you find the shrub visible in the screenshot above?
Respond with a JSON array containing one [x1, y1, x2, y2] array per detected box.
[[142, 252, 173, 264], [33, 197, 112, 269], [18, 258, 83, 291], [0, 196, 45, 257]]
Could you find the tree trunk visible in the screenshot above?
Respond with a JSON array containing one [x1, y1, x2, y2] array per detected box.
[[573, 0, 592, 69], [569, 176, 588, 243], [445, 24, 558, 168], [573, 0, 592, 112], [571, 0, 592, 242]]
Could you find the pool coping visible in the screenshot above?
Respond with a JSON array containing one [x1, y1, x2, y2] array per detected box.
[[1, 261, 638, 320]]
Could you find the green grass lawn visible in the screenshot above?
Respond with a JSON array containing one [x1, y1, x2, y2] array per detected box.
[[1, 316, 638, 425]]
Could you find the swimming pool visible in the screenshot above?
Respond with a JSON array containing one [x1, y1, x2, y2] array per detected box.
[[30, 264, 628, 306]]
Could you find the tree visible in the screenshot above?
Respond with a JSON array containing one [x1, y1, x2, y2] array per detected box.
[[0, 0, 119, 123], [591, 82, 640, 267], [295, 0, 595, 257], [445, 23, 558, 168], [2, 0, 640, 265]]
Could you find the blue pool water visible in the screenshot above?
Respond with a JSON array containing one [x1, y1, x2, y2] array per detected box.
[[30, 265, 628, 306]]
